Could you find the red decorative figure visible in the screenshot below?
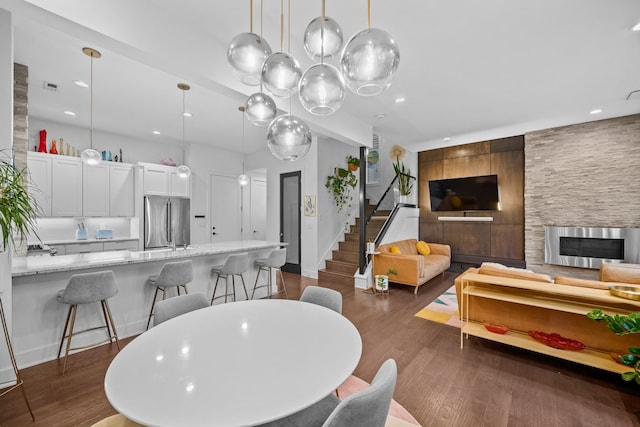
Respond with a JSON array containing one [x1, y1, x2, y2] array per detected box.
[[38, 130, 47, 152], [50, 139, 58, 154]]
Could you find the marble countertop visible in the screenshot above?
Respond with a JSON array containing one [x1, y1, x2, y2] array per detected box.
[[12, 240, 284, 277], [44, 237, 139, 245]]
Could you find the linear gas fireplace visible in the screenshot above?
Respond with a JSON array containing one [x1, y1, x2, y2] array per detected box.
[[545, 226, 640, 269]]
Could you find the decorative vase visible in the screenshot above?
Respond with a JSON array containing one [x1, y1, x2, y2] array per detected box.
[[49, 139, 58, 154], [38, 130, 47, 152], [398, 194, 408, 204], [375, 275, 389, 291]]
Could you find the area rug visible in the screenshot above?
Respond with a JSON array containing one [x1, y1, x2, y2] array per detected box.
[[414, 284, 462, 328], [338, 375, 421, 426]]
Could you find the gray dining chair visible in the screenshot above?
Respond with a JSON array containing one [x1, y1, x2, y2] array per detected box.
[[153, 293, 209, 326], [146, 260, 193, 330], [57, 270, 120, 375], [252, 248, 288, 299], [257, 359, 397, 427], [299, 286, 342, 314], [210, 253, 250, 304]]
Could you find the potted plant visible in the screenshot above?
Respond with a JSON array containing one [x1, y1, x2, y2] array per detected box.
[[325, 167, 358, 213], [0, 150, 40, 251], [346, 155, 360, 171], [375, 268, 397, 292], [390, 145, 413, 202]]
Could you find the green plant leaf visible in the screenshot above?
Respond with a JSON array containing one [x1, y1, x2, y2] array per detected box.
[[629, 347, 640, 354], [621, 371, 637, 382]]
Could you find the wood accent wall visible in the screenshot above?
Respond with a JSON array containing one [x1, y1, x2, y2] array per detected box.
[[418, 136, 524, 270], [13, 63, 28, 170]]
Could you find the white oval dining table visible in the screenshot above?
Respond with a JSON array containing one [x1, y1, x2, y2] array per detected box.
[[104, 299, 362, 427]]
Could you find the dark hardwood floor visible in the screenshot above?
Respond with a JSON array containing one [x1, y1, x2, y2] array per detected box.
[[2, 272, 640, 426]]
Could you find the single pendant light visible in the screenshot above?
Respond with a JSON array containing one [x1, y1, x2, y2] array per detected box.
[[227, 0, 272, 86], [267, 113, 312, 161], [303, 1, 343, 61], [176, 83, 191, 179], [238, 106, 250, 186], [298, 0, 346, 115], [245, 0, 278, 126], [80, 47, 102, 166], [261, 0, 301, 98], [340, 0, 400, 96]]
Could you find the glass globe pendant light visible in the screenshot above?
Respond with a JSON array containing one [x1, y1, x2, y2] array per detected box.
[[261, 0, 301, 98], [303, 16, 343, 61], [298, 0, 346, 115], [227, 0, 272, 86], [80, 47, 102, 166], [176, 83, 191, 179], [340, 0, 400, 96], [238, 107, 250, 186], [244, 1, 278, 126], [266, 114, 312, 161]]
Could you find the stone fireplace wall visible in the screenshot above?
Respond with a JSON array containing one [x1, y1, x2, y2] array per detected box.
[[524, 113, 640, 279]]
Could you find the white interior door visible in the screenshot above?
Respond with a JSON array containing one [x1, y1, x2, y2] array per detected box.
[[210, 174, 241, 242], [250, 179, 267, 240]]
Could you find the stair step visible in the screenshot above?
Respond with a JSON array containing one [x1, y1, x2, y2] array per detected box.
[[344, 232, 379, 243], [338, 241, 359, 253], [318, 269, 354, 287], [325, 259, 358, 275], [332, 250, 359, 263]]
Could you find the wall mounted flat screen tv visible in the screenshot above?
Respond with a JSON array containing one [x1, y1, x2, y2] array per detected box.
[[428, 174, 500, 211]]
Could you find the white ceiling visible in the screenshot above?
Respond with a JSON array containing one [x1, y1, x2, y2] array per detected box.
[[4, 0, 640, 155]]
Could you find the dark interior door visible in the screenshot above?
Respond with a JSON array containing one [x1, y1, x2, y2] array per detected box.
[[280, 171, 301, 274]]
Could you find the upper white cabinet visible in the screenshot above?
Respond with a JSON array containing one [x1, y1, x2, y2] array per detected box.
[[141, 162, 191, 197], [27, 152, 136, 217], [52, 156, 83, 217], [27, 152, 52, 216], [83, 163, 110, 216], [109, 164, 135, 217]]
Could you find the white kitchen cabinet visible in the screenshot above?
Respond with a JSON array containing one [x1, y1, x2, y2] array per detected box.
[[52, 156, 83, 217], [83, 163, 110, 216], [65, 242, 104, 254], [103, 240, 138, 252], [27, 152, 52, 216], [109, 164, 135, 216], [141, 162, 191, 197]]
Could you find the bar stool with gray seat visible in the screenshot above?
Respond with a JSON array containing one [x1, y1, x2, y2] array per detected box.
[[210, 253, 250, 304], [57, 270, 120, 375], [299, 286, 343, 314], [251, 248, 288, 299], [146, 259, 193, 330], [153, 293, 209, 326]]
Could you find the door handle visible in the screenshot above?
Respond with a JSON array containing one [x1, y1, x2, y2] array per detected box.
[[212, 232, 217, 235]]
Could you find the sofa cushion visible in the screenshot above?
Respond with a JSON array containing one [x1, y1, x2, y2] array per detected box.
[[554, 276, 611, 290], [416, 241, 431, 255], [478, 263, 553, 283], [600, 262, 640, 284]]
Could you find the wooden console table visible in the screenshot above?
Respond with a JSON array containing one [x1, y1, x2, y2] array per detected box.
[[460, 273, 640, 374]]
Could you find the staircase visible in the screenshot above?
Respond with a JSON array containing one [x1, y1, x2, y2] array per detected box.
[[318, 201, 391, 287]]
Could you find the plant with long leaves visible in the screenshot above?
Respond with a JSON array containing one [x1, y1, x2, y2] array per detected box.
[[587, 309, 640, 384], [325, 167, 357, 213], [0, 151, 40, 250]]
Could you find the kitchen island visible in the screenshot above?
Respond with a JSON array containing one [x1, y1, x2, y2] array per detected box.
[[10, 241, 285, 372]]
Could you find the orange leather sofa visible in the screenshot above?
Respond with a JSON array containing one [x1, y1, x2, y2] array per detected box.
[[373, 239, 451, 294]]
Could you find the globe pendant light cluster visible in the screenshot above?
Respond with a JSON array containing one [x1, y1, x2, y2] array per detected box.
[[176, 83, 191, 179], [80, 47, 102, 166]]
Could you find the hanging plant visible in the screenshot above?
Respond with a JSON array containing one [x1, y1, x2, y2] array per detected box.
[[0, 150, 40, 250], [346, 155, 360, 171], [325, 167, 358, 212]]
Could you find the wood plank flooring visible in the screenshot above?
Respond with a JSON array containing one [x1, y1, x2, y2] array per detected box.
[[1, 272, 640, 426]]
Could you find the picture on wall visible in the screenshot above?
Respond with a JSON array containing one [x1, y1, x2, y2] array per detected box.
[[366, 135, 380, 185], [304, 194, 316, 216]]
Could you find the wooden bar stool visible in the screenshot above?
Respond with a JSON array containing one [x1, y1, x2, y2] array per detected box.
[[251, 248, 288, 299], [210, 253, 250, 304], [57, 270, 120, 375], [146, 260, 193, 330], [0, 291, 35, 420]]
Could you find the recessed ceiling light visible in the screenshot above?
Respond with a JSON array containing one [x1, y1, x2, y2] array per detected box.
[[376, 113, 386, 119], [589, 108, 603, 115], [443, 137, 451, 141], [182, 112, 192, 118], [152, 130, 161, 135], [63, 110, 76, 116], [73, 80, 88, 88], [394, 97, 405, 103], [632, 22, 640, 31]]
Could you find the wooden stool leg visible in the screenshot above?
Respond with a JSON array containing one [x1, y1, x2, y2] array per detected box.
[[146, 288, 161, 330], [57, 305, 73, 358], [100, 300, 112, 341], [251, 268, 262, 299], [278, 268, 288, 299], [103, 300, 120, 350], [240, 274, 249, 300], [0, 298, 35, 420], [211, 273, 221, 305], [62, 305, 78, 376]]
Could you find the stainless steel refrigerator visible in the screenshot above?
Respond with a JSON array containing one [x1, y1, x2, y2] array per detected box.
[[144, 196, 191, 249]]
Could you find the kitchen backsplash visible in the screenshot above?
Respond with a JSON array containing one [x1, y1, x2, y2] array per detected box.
[[30, 217, 139, 243]]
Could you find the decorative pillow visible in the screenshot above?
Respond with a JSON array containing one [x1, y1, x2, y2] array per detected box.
[[390, 245, 401, 254], [478, 263, 553, 283], [416, 241, 431, 255]]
